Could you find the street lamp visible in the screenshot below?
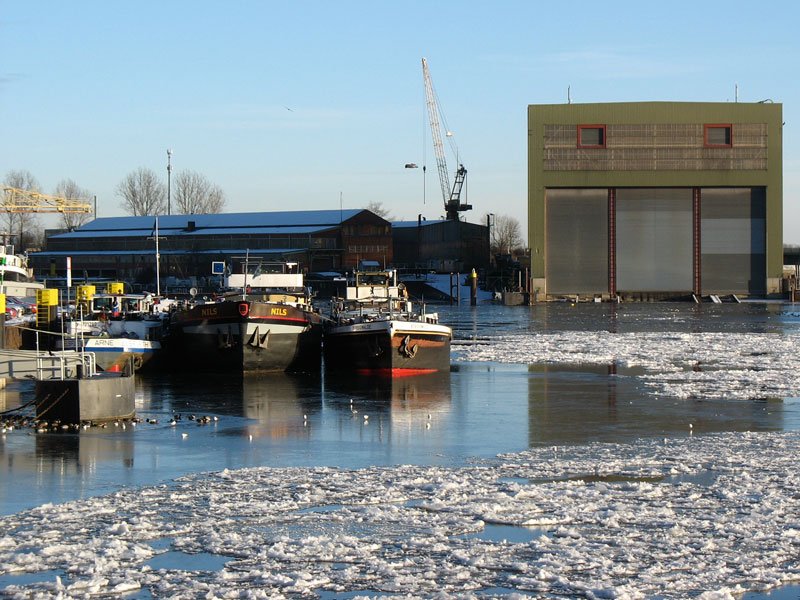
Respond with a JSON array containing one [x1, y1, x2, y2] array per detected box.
[[167, 149, 173, 216]]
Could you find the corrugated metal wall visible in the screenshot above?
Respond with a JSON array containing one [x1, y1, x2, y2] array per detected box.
[[545, 189, 608, 294], [616, 189, 693, 292], [543, 123, 768, 171], [700, 188, 766, 294], [545, 186, 767, 297]]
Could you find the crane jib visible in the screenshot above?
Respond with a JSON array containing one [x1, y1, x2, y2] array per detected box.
[[420, 58, 472, 221]]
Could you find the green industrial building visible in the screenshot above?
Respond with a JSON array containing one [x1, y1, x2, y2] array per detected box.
[[528, 101, 783, 300]]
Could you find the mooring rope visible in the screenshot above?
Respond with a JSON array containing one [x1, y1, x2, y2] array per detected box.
[[34, 389, 70, 421], [0, 393, 46, 417]]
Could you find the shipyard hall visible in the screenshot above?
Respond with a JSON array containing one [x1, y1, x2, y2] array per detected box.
[[527, 101, 783, 301]]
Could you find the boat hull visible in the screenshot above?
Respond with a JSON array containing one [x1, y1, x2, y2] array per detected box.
[[84, 338, 160, 372], [52, 314, 167, 373], [165, 300, 321, 373], [323, 319, 451, 375]]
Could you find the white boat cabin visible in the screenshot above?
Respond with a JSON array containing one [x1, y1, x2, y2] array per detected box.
[[88, 293, 157, 317], [347, 268, 403, 301], [224, 260, 305, 291]]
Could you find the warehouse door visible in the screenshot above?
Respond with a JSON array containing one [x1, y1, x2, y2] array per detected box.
[[700, 188, 765, 295], [616, 189, 693, 293], [545, 189, 608, 295]]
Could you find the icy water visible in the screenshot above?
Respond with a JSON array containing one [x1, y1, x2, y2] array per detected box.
[[3, 301, 800, 598]]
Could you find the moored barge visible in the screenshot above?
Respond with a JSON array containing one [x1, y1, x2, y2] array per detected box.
[[323, 265, 451, 375], [164, 261, 321, 373]]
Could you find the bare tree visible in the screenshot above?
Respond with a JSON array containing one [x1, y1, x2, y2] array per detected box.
[[365, 201, 393, 221], [488, 213, 523, 255], [117, 168, 166, 216], [173, 170, 226, 214], [54, 178, 93, 229], [2, 169, 42, 250]]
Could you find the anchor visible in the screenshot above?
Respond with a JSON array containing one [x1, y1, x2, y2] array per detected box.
[[399, 335, 418, 358], [247, 327, 271, 348]]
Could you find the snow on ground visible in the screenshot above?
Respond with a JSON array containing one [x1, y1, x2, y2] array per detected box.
[[1, 432, 799, 598], [453, 329, 800, 401]]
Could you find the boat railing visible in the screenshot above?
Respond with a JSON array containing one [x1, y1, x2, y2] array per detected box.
[[332, 293, 433, 323], [0, 326, 98, 380]]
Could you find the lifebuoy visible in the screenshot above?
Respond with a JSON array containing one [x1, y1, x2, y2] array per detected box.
[[239, 302, 250, 317]]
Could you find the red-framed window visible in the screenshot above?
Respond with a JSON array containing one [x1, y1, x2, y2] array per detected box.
[[704, 124, 733, 148], [577, 124, 607, 148]]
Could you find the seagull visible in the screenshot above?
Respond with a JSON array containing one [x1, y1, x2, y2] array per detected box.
[[283, 106, 294, 112], [181, 432, 188, 439]]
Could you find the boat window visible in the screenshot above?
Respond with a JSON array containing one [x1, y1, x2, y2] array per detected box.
[[123, 299, 140, 312], [94, 298, 112, 311], [357, 273, 388, 285]]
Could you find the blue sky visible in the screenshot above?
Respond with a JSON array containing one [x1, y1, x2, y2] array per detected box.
[[1, 1, 798, 242]]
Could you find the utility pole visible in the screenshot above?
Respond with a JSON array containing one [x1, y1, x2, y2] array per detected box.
[[167, 149, 173, 216]]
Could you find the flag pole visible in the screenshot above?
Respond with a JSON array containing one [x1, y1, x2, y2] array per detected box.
[[155, 217, 161, 297]]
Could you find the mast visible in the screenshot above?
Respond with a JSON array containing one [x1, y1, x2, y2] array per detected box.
[[155, 217, 161, 297]]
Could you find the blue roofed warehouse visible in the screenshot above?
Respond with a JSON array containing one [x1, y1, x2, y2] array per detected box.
[[31, 209, 392, 289]]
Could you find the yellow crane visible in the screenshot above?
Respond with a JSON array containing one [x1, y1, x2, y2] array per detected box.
[[1, 187, 92, 214]]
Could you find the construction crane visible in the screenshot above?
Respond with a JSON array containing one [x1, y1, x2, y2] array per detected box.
[[1, 187, 93, 214], [421, 57, 472, 221]]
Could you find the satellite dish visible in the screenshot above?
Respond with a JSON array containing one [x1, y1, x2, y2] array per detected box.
[[189, 287, 198, 298]]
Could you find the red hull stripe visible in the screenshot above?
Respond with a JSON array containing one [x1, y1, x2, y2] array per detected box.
[[179, 315, 308, 326], [248, 315, 309, 325], [355, 368, 439, 377]]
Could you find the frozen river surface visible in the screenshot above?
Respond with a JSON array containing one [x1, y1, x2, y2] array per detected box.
[[2, 302, 800, 598]]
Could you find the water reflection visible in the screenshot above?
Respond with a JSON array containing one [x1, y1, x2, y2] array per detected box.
[[138, 372, 454, 442], [527, 363, 788, 445], [324, 372, 451, 416], [239, 375, 321, 441], [0, 414, 138, 514]]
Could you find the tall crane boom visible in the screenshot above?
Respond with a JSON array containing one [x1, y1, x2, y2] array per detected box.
[[421, 58, 471, 221], [1, 187, 93, 214]]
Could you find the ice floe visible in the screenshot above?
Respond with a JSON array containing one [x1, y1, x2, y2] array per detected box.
[[453, 330, 800, 400], [1, 432, 800, 598]]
